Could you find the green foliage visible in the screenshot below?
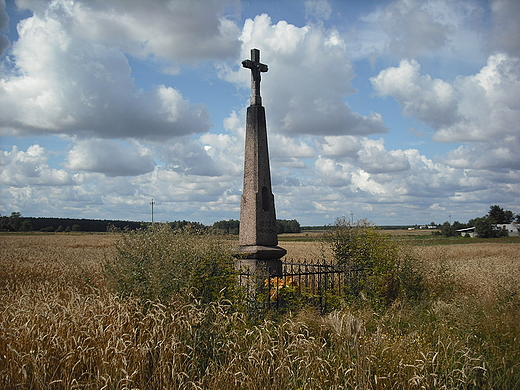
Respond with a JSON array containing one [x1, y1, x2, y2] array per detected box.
[[0, 212, 33, 232], [212, 219, 240, 234], [437, 205, 518, 238], [212, 219, 301, 235], [104, 223, 237, 303], [276, 219, 301, 234], [324, 218, 425, 308], [487, 205, 514, 224], [468, 216, 508, 238], [168, 220, 208, 233]]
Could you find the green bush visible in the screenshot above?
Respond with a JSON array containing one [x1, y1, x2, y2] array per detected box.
[[104, 223, 237, 303], [324, 218, 425, 308]]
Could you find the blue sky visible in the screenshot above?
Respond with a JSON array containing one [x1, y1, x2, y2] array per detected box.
[[1, 0, 519, 226]]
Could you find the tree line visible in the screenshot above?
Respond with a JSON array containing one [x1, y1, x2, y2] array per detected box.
[[0, 213, 144, 232], [0, 212, 301, 234], [211, 219, 300, 234], [437, 205, 519, 238]]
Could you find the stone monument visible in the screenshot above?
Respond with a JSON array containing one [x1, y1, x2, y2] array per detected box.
[[235, 48, 286, 276]]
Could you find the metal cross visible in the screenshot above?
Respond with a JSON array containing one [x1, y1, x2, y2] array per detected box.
[[242, 48, 268, 106]]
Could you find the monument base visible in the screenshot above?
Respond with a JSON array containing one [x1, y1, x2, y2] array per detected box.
[[234, 245, 286, 276]]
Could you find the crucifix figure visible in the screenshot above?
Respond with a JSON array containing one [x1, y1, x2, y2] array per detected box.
[[242, 48, 268, 106]]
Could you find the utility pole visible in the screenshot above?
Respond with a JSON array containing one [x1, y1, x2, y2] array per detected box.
[[150, 198, 155, 224], [449, 213, 452, 224], [350, 211, 355, 224]]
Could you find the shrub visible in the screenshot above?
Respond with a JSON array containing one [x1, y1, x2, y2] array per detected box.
[[104, 223, 237, 303], [324, 218, 425, 308]]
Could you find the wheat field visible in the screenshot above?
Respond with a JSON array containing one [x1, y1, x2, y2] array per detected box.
[[1, 232, 519, 389]]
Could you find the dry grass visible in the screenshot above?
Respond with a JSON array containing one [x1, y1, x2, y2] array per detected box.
[[410, 242, 520, 299], [1, 233, 520, 389]]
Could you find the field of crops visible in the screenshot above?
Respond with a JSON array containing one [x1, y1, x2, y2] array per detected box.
[[1, 232, 519, 389]]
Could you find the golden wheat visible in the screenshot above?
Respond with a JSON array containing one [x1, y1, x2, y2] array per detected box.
[[1, 233, 519, 389]]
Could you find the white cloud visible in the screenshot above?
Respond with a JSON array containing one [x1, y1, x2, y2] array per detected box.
[[357, 139, 410, 174], [437, 54, 520, 143], [372, 53, 520, 171], [0, 1, 214, 140], [353, 0, 488, 65], [371, 59, 459, 127], [154, 138, 226, 177], [16, 0, 241, 62], [319, 135, 361, 157], [305, 0, 332, 21], [66, 139, 156, 177], [490, 0, 520, 57], [0, 145, 73, 186], [221, 13, 387, 136], [378, 0, 452, 58]]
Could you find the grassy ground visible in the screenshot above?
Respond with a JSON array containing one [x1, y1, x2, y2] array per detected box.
[[1, 232, 519, 389]]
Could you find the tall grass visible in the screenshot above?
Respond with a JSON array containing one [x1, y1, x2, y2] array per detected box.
[[1, 232, 519, 389], [104, 224, 237, 303]]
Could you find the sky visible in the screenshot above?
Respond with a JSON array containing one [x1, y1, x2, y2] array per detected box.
[[1, 0, 519, 227]]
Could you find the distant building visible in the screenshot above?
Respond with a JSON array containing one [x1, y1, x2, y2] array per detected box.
[[456, 223, 519, 238], [497, 223, 519, 237], [456, 227, 477, 238]]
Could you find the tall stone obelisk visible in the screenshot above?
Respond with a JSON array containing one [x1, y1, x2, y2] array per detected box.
[[235, 48, 286, 276]]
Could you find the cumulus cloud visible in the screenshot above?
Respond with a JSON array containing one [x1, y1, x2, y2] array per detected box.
[[357, 139, 410, 174], [0, 145, 73, 186], [221, 14, 387, 136], [490, 0, 520, 57], [352, 0, 487, 65], [371, 53, 520, 171], [371, 59, 459, 127], [305, 0, 332, 21], [16, 0, 241, 63], [155, 138, 227, 177], [436, 54, 520, 143], [317, 136, 410, 174], [0, 4, 212, 140], [66, 139, 156, 177], [378, 0, 452, 58]]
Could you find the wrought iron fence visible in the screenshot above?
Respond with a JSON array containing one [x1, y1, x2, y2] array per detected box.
[[238, 259, 367, 313]]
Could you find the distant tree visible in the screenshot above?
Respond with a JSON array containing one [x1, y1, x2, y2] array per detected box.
[[452, 221, 466, 233], [212, 219, 239, 235], [0, 215, 9, 231], [487, 205, 514, 224], [0, 212, 33, 231], [71, 224, 80, 231], [64, 226, 71, 232], [55, 225, 65, 232], [276, 219, 301, 234], [437, 221, 467, 237], [471, 217, 494, 238], [20, 220, 32, 231], [439, 221, 453, 237], [169, 220, 207, 233], [8, 212, 22, 231], [469, 216, 507, 238]]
